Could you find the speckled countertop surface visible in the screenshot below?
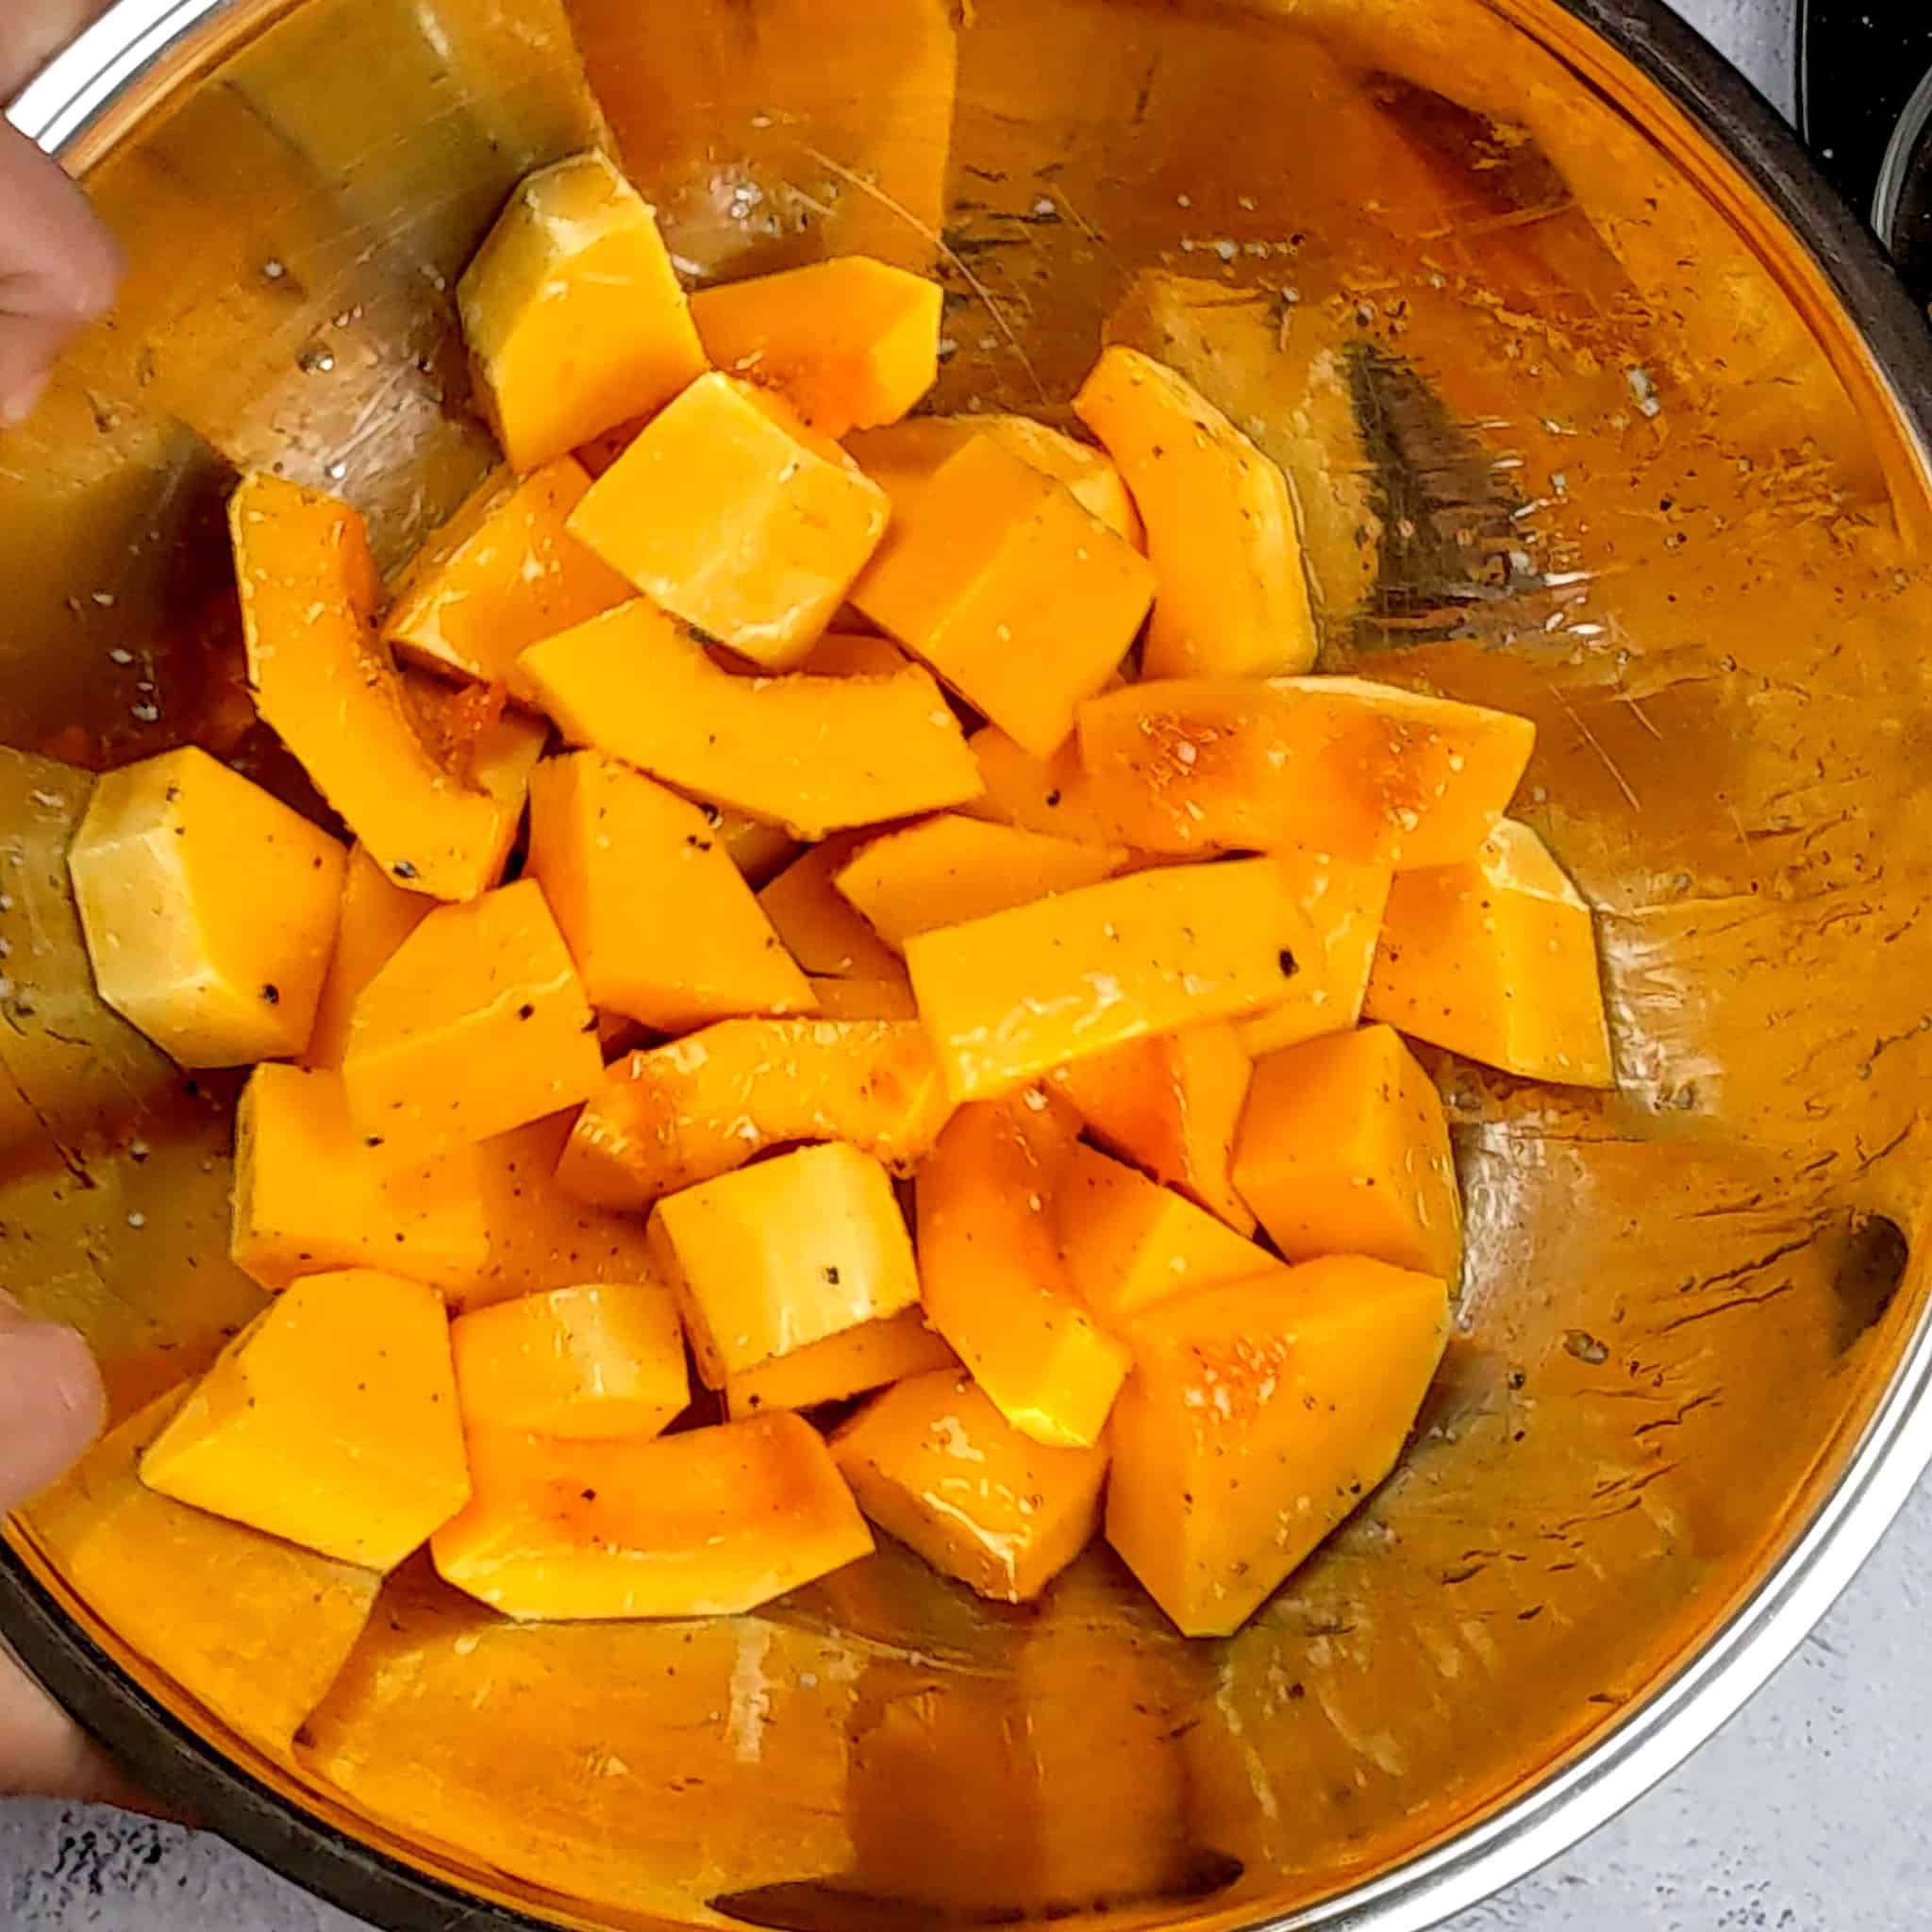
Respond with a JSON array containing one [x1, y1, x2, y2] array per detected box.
[[18, 2, 1932, 1928]]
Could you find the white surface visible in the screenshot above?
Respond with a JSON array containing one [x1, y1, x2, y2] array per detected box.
[[21, 2, 1925, 1930]]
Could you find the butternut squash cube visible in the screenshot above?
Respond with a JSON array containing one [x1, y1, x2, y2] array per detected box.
[[305, 844, 432, 1070], [833, 1369, 1108, 1603], [230, 475, 532, 902], [380, 459, 632, 692], [1074, 344, 1315, 680], [725, 1308, 956, 1419], [568, 374, 890, 669], [849, 436, 1156, 758], [431, 1413, 873, 1620], [649, 1141, 920, 1386], [1108, 1258, 1450, 1636], [140, 1269, 471, 1573], [451, 1283, 688, 1441], [527, 750, 813, 1029], [1232, 1024, 1462, 1283], [1055, 1142, 1277, 1329], [1365, 818, 1614, 1087], [906, 859, 1306, 1105], [68, 744, 344, 1067], [758, 836, 903, 980], [517, 599, 982, 839], [458, 151, 708, 474], [963, 724, 1130, 848], [806, 974, 918, 1021], [1236, 848, 1393, 1058], [690, 256, 942, 438], [1077, 675, 1537, 867], [917, 1095, 1127, 1449], [558, 1018, 951, 1209], [1048, 1021, 1256, 1234], [341, 878, 602, 1157], [833, 813, 1125, 952], [711, 807, 797, 886], [232, 1063, 489, 1293]]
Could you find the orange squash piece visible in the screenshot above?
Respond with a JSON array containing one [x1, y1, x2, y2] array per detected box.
[[305, 844, 432, 1069], [1236, 847, 1393, 1058], [558, 1017, 951, 1209], [1232, 1024, 1462, 1283], [916, 1093, 1127, 1449], [690, 256, 942, 438], [517, 599, 982, 840], [1365, 818, 1614, 1087], [962, 724, 1131, 848], [568, 374, 889, 669], [432, 1414, 873, 1620], [833, 1369, 1108, 1603], [1074, 344, 1315, 680], [341, 877, 602, 1158], [1108, 1258, 1450, 1637], [806, 974, 918, 1021], [68, 744, 344, 1068], [1076, 675, 1537, 866], [850, 435, 1155, 758], [758, 836, 903, 980], [458, 150, 707, 474], [710, 806, 798, 886], [724, 1308, 956, 1419], [906, 859, 1305, 1104], [527, 750, 814, 1029], [380, 459, 632, 693]]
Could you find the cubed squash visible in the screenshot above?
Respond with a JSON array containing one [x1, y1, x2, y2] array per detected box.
[[458, 150, 708, 474], [711, 806, 798, 886], [962, 724, 1130, 848], [139, 1269, 471, 1572], [833, 1369, 1108, 1603], [305, 844, 433, 1069], [791, 630, 910, 678], [1048, 1022, 1256, 1234], [1076, 675, 1537, 867], [527, 750, 814, 1029], [231, 1064, 489, 1293], [1108, 1258, 1451, 1637], [833, 813, 1125, 952], [341, 878, 603, 1157], [849, 435, 1155, 758], [1074, 344, 1315, 680], [1232, 1024, 1462, 1283], [67, 744, 344, 1068], [380, 459, 632, 692], [758, 836, 903, 980], [648, 1141, 921, 1386], [517, 599, 982, 839], [1365, 818, 1614, 1087], [690, 257, 942, 437], [725, 1308, 956, 1418], [1054, 1142, 1277, 1329], [1236, 848, 1393, 1058], [432, 1413, 873, 1619], [451, 1283, 688, 1441], [558, 1018, 951, 1209], [917, 1094, 1127, 1449], [567, 374, 890, 669], [229, 475, 530, 902], [907, 859, 1305, 1104], [807, 974, 919, 1020]]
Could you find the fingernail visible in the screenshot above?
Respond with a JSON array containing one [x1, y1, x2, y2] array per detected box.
[[0, 374, 50, 430], [0, 1324, 105, 1509]]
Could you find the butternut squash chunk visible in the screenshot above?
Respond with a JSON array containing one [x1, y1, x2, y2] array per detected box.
[[517, 599, 983, 840], [1236, 847, 1393, 1058], [906, 859, 1306, 1104], [647, 1141, 921, 1386], [140, 1269, 470, 1573], [1108, 1258, 1450, 1637], [458, 151, 707, 474], [916, 1094, 1127, 1449], [68, 744, 344, 1067], [962, 724, 1132, 848], [833, 1369, 1108, 1603], [1074, 344, 1315, 679], [527, 750, 814, 1029], [725, 1308, 956, 1419], [1365, 818, 1614, 1087], [758, 836, 904, 980], [711, 805, 798, 886], [1076, 675, 1536, 867], [305, 844, 431, 1070], [806, 974, 919, 1021], [1232, 1024, 1462, 1283], [691, 257, 942, 438], [433, 1413, 873, 1619], [568, 374, 889, 669], [849, 435, 1155, 758]]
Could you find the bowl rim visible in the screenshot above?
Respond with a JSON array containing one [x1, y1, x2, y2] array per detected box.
[[8, 2, 1932, 1928]]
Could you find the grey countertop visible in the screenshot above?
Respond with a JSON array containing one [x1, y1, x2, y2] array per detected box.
[[19, 2, 1931, 1928]]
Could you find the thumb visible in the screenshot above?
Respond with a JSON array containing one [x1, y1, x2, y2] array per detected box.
[[0, 1295, 105, 1512]]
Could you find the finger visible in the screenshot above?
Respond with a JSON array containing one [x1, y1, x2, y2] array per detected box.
[[0, 3, 112, 98], [0, 1641, 142, 1806], [0, 1293, 105, 1513]]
